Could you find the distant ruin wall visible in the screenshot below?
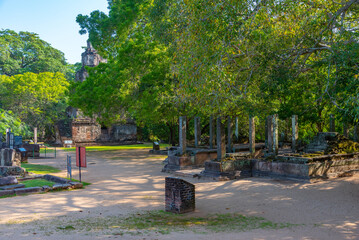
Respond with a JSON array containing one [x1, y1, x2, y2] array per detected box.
[[71, 122, 101, 143]]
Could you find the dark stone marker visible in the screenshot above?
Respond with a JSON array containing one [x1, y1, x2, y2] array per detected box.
[[194, 117, 201, 148], [227, 116, 233, 153], [165, 177, 195, 214], [153, 142, 160, 151], [216, 117, 226, 160], [249, 116, 255, 154], [330, 114, 335, 132], [209, 116, 215, 149], [292, 115, 298, 152], [179, 116, 187, 155]]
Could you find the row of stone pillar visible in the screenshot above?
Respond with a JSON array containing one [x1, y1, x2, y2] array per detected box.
[[179, 115, 359, 160]]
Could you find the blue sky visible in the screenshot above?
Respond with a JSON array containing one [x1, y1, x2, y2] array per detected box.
[[0, 0, 109, 64]]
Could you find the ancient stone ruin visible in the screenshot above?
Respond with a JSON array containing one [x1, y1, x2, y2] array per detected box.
[[163, 115, 359, 182], [56, 41, 137, 146]]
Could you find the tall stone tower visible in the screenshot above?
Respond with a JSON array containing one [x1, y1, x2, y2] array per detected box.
[[75, 41, 107, 82]]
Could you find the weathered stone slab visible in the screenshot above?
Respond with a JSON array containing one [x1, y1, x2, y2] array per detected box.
[[0, 190, 15, 197], [0, 176, 18, 186], [14, 187, 42, 195], [69, 182, 83, 189], [43, 174, 70, 184], [0, 184, 25, 190]]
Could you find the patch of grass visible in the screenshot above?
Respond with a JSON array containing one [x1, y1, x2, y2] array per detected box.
[[62, 143, 171, 152], [21, 164, 61, 174], [22, 179, 55, 188], [39, 210, 299, 235]]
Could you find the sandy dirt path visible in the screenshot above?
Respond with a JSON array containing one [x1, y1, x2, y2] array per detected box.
[[0, 148, 358, 240]]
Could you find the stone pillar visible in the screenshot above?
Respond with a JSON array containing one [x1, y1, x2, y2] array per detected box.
[[272, 114, 279, 155], [34, 127, 38, 144], [194, 117, 201, 148], [354, 124, 359, 142], [209, 116, 215, 149], [216, 117, 226, 160], [249, 116, 255, 154], [227, 116, 233, 153], [292, 115, 298, 152], [179, 116, 187, 155], [266, 116, 273, 151], [235, 117, 239, 141], [6, 128, 10, 148], [330, 114, 335, 132], [343, 122, 349, 138]]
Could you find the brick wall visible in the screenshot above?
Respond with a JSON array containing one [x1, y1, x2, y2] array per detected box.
[[165, 177, 195, 214]]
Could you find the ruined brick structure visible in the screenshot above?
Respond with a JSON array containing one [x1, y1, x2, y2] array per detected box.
[[165, 177, 195, 213], [56, 41, 137, 145]]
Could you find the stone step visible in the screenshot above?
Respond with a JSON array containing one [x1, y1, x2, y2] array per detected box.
[[0, 184, 25, 190]]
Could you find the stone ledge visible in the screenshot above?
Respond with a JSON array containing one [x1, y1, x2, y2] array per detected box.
[[14, 187, 42, 195]]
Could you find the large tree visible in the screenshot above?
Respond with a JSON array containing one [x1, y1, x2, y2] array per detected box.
[[0, 72, 69, 135], [0, 29, 68, 76]]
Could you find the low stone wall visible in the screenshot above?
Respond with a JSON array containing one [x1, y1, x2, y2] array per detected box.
[[0, 175, 84, 197], [163, 148, 218, 172], [252, 156, 359, 181]]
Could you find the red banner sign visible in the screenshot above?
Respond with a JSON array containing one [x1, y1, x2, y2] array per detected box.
[[76, 147, 87, 168]]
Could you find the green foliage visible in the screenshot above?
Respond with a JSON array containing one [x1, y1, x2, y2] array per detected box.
[[0, 30, 68, 76], [73, 0, 359, 141], [0, 109, 31, 138], [0, 72, 69, 133]]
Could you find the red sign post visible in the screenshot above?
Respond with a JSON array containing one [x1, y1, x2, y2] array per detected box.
[[76, 147, 87, 182]]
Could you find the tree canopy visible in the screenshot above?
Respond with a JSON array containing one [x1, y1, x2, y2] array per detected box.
[[0, 29, 69, 77], [0, 72, 69, 136], [72, 0, 359, 141]]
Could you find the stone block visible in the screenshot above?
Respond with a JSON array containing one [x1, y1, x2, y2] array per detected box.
[[14, 187, 42, 195], [43, 174, 70, 184], [42, 185, 52, 192], [0, 184, 25, 190], [0, 176, 18, 186], [165, 177, 195, 214], [0, 190, 15, 197], [69, 181, 83, 189]]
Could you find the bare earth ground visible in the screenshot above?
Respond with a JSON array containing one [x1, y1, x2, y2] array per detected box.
[[0, 148, 358, 240]]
